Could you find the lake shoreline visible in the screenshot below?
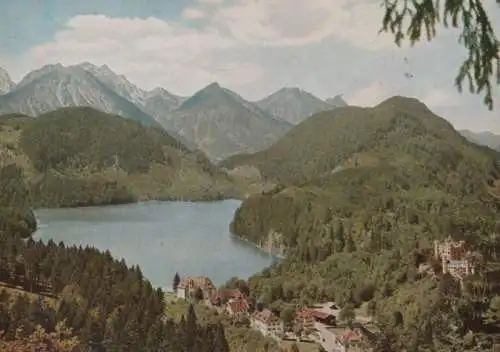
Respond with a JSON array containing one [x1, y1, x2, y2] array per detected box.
[[32, 196, 244, 211], [229, 233, 283, 261], [33, 200, 274, 289]]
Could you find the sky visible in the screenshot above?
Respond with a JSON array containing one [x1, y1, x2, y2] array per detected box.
[[0, 0, 499, 133]]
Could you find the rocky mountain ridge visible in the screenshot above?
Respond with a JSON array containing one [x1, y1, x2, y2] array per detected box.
[[0, 64, 161, 128], [0, 63, 345, 161], [0, 67, 14, 94]]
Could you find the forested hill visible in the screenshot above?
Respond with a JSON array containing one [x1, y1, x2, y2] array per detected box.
[[228, 96, 500, 351], [0, 107, 240, 207], [222, 96, 500, 188], [230, 95, 500, 255], [0, 160, 233, 351]]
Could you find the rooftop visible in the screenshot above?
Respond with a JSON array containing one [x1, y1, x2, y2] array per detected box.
[[178, 276, 215, 290]]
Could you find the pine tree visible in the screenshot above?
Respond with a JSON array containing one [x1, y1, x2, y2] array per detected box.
[[185, 304, 198, 352], [212, 322, 230, 352], [193, 287, 204, 302], [173, 272, 180, 293]]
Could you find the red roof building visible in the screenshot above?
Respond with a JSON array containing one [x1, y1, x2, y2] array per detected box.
[[227, 298, 249, 315], [294, 308, 316, 329], [210, 289, 244, 306]]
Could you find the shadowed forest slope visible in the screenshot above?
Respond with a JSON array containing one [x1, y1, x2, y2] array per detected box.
[[0, 107, 239, 207]]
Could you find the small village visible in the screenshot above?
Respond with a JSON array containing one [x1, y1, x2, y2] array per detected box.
[[174, 275, 375, 352], [173, 236, 478, 352]]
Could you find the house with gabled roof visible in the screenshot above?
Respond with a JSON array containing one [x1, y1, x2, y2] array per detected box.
[[294, 308, 316, 330], [209, 289, 244, 306], [250, 308, 284, 341], [226, 298, 249, 316], [336, 327, 364, 350]]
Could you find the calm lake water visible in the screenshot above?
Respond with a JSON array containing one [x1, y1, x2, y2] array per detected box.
[[34, 200, 274, 290]]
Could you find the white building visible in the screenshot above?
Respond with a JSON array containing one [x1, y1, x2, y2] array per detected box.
[[250, 309, 284, 341], [176, 276, 215, 300]]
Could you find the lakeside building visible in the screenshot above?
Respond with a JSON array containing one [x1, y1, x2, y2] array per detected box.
[[176, 276, 215, 300]]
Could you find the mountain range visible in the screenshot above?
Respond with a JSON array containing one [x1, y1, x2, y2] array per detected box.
[[459, 129, 500, 151], [0, 63, 347, 161]]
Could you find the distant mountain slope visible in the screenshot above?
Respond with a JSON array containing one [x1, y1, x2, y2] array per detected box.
[[255, 87, 335, 124], [459, 129, 500, 149], [156, 82, 293, 162], [0, 65, 161, 128], [77, 62, 147, 106], [0, 67, 14, 94], [325, 94, 348, 108], [142, 87, 186, 118], [0, 107, 238, 207]]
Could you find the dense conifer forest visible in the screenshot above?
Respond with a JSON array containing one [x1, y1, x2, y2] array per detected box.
[[0, 163, 231, 351]]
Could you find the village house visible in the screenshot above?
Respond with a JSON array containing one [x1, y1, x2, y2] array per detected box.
[[226, 298, 249, 316], [209, 289, 244, 306], [308, 302, 339, 325], [294, 308, 316, 331], [335, 327, 366, 351], [295, 306, 337, 329], [250, 309, 284, 341], [434, 236, 475, 278], [176, 276, 215, 300], [317, 325, 372, 352]]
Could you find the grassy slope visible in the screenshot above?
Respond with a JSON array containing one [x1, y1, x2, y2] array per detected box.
[[0, 107, 240, 207], [223, 96, 500, 348]]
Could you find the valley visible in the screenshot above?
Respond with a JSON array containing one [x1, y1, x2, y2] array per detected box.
[[0, 86, 500, 351], [0, 0, 499, 349], [1, 67, 499, 352]]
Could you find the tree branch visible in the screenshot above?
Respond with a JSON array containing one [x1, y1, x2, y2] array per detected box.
[[380, 0, 499, 110]]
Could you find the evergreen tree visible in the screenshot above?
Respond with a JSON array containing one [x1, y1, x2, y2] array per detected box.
[[379, 0, 499, 110], [212, 322, 230, 352], [185, 303, 198, 352], [173, 272, 180, 293], [193, 286, 204, 302]]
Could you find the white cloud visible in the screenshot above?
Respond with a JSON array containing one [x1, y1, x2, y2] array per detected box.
[[21, 14, 245, 94], [3, 0, 499, 133], [198, 0, 224, 4], [181, 8, 206, 20], [13, 0, 397, 93], [422, 88, 461, 108], [209, 0, 395, 49], [348, 82, 392, 106]]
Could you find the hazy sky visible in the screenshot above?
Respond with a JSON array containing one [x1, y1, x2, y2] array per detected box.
[[0, 0, 499, 133]]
